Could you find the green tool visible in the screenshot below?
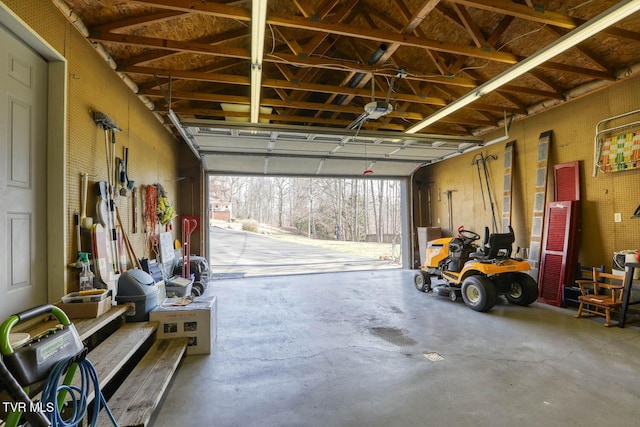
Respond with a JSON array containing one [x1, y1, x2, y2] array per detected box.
[[0, 304, 85, 427]]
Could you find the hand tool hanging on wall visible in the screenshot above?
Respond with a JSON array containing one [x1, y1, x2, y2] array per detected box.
[[445, 190, 457, 231], [132, 187, 138, 233], [97, 181, 117, 275], [473, 158, 487, 210], [74, 212, 81, 256], [124, 146, 130, 184], [91, 223, 109, 287], [119, 146, 129, 196], [117, 157, 126, 196], [121, 148, 127, 184], [110, 130, 124, 272], [116, 206, 142, 270], [93, 111, 121, 274], [471, 152, 498, 233], [80, 172, 95, 229]]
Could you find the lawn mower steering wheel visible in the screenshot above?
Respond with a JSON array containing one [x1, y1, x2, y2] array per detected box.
[[459, 229, 481, 245]]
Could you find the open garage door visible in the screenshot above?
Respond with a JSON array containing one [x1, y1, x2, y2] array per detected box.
[[172, 119, 481, 277], [172, 119, 483, 178], [208, 175, 408, 278]]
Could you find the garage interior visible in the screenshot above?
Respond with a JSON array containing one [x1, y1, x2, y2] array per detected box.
[[1, 0, 640, 426]]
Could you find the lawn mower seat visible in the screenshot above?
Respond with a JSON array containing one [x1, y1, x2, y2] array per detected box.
[[469, 227, 490, 257], [470, 227, 514, 261]]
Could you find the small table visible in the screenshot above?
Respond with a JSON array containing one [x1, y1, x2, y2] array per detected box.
[[618, 262, 640, 328]]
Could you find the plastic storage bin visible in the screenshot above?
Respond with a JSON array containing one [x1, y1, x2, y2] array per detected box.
[[173, 255, 210, 296], [165, 280, 193, 298], [116, 269, 159, 322], [61, 289, 110, 304]]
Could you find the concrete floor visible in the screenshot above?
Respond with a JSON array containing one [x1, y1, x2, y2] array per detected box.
[[152, 270, 640, 427], [209, 226, 398, 278]]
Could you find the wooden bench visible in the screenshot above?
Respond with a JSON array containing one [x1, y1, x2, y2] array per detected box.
[[74, 305, 130, 340], [94, 337, 189, 427], [69, 321, 158, 402]]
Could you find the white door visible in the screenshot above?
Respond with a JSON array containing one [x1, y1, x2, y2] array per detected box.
[[0, 25, 48, 321]]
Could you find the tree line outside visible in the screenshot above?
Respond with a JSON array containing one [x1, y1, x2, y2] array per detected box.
[[209, 176, 403, 243]]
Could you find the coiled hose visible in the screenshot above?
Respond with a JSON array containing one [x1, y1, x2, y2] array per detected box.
[[41, 356, 118, 427]]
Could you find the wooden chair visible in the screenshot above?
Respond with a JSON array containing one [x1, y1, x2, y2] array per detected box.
[[576, 263, 604, 281], [575, 267, 626, 326]]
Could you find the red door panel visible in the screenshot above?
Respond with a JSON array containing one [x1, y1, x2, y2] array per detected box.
[[538, 201, 580, 306]]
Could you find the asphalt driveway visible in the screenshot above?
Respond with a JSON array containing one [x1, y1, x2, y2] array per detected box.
[[210, 226, 398, 278]]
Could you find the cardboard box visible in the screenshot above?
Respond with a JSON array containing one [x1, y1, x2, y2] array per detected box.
[[150, 296, 217, 355], [56, 296, 112, 319]]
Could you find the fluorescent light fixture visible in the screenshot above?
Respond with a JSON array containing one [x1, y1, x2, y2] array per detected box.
[[251, 0, 268, 123], [250, 65, 262, 123], [405, 0, 640, 134], [251, 0, 268, 63], [167, 109, 201, 160]]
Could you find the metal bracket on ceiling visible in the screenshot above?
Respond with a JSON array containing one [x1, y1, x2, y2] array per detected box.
[[483, 110, 514, 146], [153, 73, 202, 160], [267, 134, 277, 152]]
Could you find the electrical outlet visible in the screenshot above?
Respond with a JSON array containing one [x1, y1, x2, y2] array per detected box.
[[437, 217, 440, 224], [614, 212, 622, 223]]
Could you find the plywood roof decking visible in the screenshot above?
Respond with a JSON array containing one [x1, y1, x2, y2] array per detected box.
[[57, 0, 640, 175]]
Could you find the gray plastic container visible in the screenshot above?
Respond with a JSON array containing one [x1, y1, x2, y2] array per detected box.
[[116, 269, 159, 322]]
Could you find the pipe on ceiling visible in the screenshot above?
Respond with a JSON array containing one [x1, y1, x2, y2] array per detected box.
[[51, 0, 89, 37], [473, 61, 640, 136]]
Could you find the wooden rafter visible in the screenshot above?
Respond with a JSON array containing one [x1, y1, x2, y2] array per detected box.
[[127, 0, 518, 63], [62, 0, 640, 136], [451, 3, 487, 49], [445, 3, 565, 99], [448, 0, 640, 42], [115, 28, 248, 67], [286, 1, 359, 116], [124, 66, 452, 105], [164, 107, 407, 130], [144, 88, 496, 127], [92, 5, 614, 82], [92, 11, 187, 33], [544, 26, 612, 73]]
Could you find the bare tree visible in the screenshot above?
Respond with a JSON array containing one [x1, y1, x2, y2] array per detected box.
[[274, 177, 290, 227], [209, 175, 401, 242]]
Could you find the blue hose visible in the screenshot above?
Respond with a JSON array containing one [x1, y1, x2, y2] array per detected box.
[[40, 357, 118, 427]]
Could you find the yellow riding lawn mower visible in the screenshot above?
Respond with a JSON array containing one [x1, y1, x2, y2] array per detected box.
[[414, 226, 538, 312]]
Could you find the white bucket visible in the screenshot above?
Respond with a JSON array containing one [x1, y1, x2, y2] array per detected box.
[[612, 250, 640, 279]]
